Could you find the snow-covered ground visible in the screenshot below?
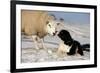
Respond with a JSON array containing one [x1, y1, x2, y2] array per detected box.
[[21, 23, 90, 63]]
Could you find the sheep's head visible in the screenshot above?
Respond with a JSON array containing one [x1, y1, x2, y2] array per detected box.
[[46, 20, 58, 36]]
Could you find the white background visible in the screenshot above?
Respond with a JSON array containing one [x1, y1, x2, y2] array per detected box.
[[0, 0, 99, 73]]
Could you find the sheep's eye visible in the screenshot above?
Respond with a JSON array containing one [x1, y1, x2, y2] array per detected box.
[[49, 24, 51, 28]]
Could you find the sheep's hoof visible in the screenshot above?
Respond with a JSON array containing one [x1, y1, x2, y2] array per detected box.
[[43, 47, 47, 50], [47, 50, 52, 54], [35, 47, 40, 50]]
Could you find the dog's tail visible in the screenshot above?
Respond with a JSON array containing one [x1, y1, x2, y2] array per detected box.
[[82, 44, 90, 52]]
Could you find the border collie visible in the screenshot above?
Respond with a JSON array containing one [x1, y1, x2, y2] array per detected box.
[[58, 30, 90, 56]]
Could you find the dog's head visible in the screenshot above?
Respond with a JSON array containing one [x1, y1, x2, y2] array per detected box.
[[58, 30, 72, 42]]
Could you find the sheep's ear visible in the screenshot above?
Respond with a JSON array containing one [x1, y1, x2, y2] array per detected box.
[[46, 21, 49, 25], [60, 18, 64, 22], [50, 14, 56, 20], [57, 23, 60, 26]]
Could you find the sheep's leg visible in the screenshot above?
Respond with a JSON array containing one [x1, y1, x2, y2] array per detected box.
[[40, 38, 47, 50], [41, 38, 53, 54], [32, 35, 39, 50]]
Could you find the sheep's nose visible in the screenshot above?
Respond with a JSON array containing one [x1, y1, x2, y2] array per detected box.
[[53, 33, 56, 36], [53, 31, 58, 36], [55, 31, 58, 33]]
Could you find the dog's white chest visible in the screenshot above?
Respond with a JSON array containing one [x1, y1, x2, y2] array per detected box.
[[63, 44, 71, 52]]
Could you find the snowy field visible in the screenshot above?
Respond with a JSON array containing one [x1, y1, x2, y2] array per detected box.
[[21, 23, 90, 63]]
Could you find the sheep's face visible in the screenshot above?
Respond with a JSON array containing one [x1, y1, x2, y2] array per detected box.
[[46, 21, 57, 36]]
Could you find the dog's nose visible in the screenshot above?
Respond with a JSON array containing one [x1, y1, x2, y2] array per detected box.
[[58, 33, 59, 36], [58, 33, 61, 37]]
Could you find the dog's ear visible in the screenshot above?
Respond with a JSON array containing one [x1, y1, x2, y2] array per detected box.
[[66, 31, 72, 39], [64, 30, 72, 41]]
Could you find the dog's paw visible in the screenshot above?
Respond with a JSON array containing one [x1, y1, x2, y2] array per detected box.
[[67, 52, 75, 55], [57, 51, 66, 57]]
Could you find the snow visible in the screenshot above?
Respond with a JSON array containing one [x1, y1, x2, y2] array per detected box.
[[21, 22, 90, 63]]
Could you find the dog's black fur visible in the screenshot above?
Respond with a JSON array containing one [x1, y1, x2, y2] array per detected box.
[[58, 30, 85, 56]]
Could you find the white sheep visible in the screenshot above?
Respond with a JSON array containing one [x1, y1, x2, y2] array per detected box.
[[21, 10, 58, 50]]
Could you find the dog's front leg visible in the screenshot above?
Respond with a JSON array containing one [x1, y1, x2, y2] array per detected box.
[[57, 41, 67, 57], [57, 42, 63, 56]]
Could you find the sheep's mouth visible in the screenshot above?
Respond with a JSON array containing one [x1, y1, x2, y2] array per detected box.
[[48, 31, 58, 36], [53, 31, 58, 36], [53, 33, 56, 36]]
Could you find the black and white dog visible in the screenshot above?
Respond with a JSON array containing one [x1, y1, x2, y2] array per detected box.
[[57, 29, 90, 56]]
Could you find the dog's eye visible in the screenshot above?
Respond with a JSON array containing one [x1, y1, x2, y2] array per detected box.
[[61, 32, 63, 34]]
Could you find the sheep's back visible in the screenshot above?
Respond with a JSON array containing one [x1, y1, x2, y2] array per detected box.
[[21, 10, 50, 38]]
